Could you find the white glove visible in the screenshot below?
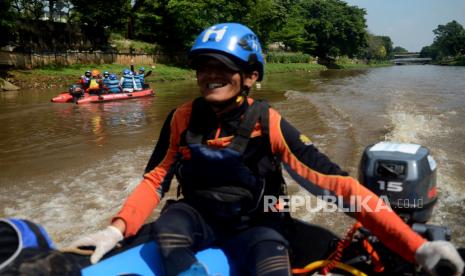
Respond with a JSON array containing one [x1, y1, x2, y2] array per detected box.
[[415, 241, 464, 276], [68, 226, 123, 264]]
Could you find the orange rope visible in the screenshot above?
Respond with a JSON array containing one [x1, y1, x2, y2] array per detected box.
[[291, 222, 385, 275], [320, 222, 362, 274], [361, 238, 384, 273]]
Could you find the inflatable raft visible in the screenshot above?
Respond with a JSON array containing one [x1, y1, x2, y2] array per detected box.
[[82, 241, 229, 275], [80, 219, 336, 276], [51, 89, 154, 104]]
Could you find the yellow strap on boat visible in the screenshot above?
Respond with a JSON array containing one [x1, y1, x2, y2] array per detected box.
[[292, 260, 368, 276]]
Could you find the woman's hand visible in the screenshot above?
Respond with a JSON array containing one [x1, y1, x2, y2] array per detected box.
[[66, 225, 124, 264]]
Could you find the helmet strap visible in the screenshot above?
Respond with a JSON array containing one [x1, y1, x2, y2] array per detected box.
[[240, 71, 252, 96]]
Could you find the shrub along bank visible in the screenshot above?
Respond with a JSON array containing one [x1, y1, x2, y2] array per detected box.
[[6, 60, 386, 90]]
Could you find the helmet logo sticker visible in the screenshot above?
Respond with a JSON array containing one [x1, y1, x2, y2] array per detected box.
[[202, 26, 228, 43], [227, 36, 238, 51], [238, 34, 259, 52]]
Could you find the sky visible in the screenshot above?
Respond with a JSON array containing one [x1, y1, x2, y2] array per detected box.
[[342, 0, 465, 52]]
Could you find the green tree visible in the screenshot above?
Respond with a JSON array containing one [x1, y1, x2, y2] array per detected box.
[[46, 0, 71, 22], [138, 0, 292, 56], [432, 20, 465, 58], [69, 0, 130, 29], [393, 46, 408, 53], [132, 0, 162, 43], [155, 0, 231, 54], [297, 0, 368, 66], [419, 45, 439, 59], [0, 0, 17, 46], [379, 36, 394, 59], [270, 3, 308, 51], [364, 34, 387, 60], [242, 0, 289, 49], [11, 0, 45, 20], [127, 0, 146, 39]]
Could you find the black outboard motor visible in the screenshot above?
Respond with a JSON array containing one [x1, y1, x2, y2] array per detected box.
[[359, 142, 438, 224]]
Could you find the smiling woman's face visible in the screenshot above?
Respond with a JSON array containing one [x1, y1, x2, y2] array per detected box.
[[196, 58, 243, 105]]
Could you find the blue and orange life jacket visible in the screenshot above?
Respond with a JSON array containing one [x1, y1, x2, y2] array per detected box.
[[175, 98, 285, 219]]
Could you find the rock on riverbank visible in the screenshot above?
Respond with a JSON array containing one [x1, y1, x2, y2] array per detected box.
[[0, 78, 20, 91]]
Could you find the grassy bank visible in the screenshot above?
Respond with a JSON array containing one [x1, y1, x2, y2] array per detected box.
[[436, 55, 465, 66], [337, 62, 392, 69], [8, 61, 387, 89], [9, 63, 195, 89]]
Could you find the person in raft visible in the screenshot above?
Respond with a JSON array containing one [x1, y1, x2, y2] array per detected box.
[[119, 68, 137, 93], [67, 23, 464, 276], [86, 69, 106, 95], [79, 70, 92, 90]]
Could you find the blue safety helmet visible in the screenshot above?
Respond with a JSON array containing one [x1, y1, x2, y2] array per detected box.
[[109, 74, 117, 80], [139, 67, 145, 72], [188, 23, 264, 81], [123, 69, 131, 75]]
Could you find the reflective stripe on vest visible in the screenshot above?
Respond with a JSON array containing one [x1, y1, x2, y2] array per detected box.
[[105, 79, 120, 93], [122, 75, 134, 89], [134, 76, 142, 90]]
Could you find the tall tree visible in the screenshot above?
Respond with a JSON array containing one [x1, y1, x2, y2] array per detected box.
[[11, 0, 45, 20], [70, 0, 130, 29], [419, 45, 438, 59], [297, 0, 368, 65], [365, 34, 387, 60], [154, 0, 248, 54], [379, 36, 394, 59], [127, 0, 145, 39], [0, 0, 17, 46], [242, 0, 289, 49], [48, 0, 56, 21], [393, 46, 408, 53], [432, 20, 465, 57]]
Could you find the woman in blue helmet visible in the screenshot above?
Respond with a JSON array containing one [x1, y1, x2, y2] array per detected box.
[[135, 67, 146, 88], [104, 74, 121, 94], [67, 23, 463, 276]]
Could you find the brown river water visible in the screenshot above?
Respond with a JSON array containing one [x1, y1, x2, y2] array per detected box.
[[1, 65, 464, 248]]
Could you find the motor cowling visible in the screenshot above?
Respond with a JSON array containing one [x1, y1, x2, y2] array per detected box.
[[359, 142, 438, 224]]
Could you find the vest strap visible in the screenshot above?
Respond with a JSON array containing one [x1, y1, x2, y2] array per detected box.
[[229, 100, 268, 154]]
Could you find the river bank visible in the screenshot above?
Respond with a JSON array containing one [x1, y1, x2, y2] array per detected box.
[[435, 55, 465, 66], [4, 61, 390, 90]]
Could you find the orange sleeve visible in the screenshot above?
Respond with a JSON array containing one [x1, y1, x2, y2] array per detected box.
[[113, 102, 192, 237], [268, 108, 426, 263]]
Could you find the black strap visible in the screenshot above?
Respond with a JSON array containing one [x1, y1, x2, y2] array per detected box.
[[185, 98, 270, 153], [229, 100, 269, 154], [185, 97, 211, 145], [23, 220, 49, 249]]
